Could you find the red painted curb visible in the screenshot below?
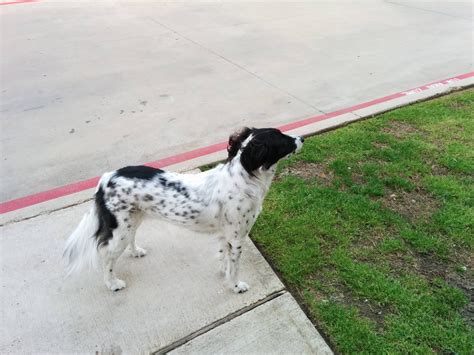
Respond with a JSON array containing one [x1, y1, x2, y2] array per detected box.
[[0, 0, 39, 6], [1, 72, 472, 214]]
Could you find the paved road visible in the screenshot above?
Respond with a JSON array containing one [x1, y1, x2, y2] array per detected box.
[[1, 0, 472, 202]]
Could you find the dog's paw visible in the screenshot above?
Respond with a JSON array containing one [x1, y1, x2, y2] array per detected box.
[[131, 246, 147, 258], [233, 281, 249, 294], [106, 279, 127, 292]]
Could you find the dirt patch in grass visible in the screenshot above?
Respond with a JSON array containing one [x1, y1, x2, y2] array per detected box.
[[380, 189, 438, 222], [385, 251, 474, 327], [372, 142, 389, 149], [430, 162, 450, 175], [419, 257, 474, 327], [348, 297, 388, 330], [448, 100, 470, 110], [309, 272, 390, 331], [449, 272, 474, 327], [382, 121, 419, 138], [334, 286, 389, 330], [280, 161, 333, 185]]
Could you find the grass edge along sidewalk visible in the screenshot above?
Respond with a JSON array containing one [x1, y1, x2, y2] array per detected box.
[[251, 89, 474, 354]]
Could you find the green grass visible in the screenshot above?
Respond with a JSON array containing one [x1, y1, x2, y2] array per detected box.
[[251, 89, 474, 354]]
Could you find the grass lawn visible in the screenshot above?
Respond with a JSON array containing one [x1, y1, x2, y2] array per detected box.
[[251, 89, 474, 353]]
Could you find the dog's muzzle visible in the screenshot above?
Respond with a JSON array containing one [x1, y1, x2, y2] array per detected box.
[[294, 136, 304, 153]]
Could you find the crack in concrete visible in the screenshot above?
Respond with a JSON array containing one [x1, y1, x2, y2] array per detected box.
[[153, 289, 287, 354], [385, 0, 472, 21], [0, 198, 92, 227], [146, 17, 327, 115]]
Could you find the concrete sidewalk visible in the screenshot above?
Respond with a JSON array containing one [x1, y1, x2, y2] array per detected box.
[[0, 197, 332, 354]]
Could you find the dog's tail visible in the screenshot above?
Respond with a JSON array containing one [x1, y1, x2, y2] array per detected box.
[[63, 172, 114, 275]]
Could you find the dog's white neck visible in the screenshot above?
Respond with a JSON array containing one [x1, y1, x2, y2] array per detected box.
[[220, 157, 276, 199]]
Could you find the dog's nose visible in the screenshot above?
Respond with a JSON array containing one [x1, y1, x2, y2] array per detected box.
[[300, 136, 304, 143]]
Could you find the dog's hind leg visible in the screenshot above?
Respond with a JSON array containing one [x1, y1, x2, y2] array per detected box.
[[101, 213, 138, 291], [127, 213, 147, 258]]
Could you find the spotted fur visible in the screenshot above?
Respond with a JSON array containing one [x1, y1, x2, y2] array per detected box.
[[64, 127, 304, 292]]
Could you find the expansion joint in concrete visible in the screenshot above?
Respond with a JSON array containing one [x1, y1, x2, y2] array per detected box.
[[153, 289, 287, 354], [0, 198, 91, 227]]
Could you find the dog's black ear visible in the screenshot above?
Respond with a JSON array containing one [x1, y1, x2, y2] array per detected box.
[[240, 138, 269, 175], [227, 127, 253, 161]]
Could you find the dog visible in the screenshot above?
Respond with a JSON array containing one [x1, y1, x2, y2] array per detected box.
[[64, 127, 304, 293]]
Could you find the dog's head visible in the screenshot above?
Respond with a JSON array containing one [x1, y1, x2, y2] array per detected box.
[[227, 127, 304, 175]]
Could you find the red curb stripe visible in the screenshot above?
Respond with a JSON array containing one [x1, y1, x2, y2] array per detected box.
[[279, 72, 474, 132], [1, 72, 472, 214], [0, 0, 39, 6]]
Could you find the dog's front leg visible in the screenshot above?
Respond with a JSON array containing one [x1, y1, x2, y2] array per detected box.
[[223, 232, 249, 294]]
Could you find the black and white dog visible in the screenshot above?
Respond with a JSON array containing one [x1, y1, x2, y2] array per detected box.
[[64, 127, 303, 293]]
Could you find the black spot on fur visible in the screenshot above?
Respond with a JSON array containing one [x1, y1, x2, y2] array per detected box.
[[143, 194, 154, 201], [95, 187, 118, 248], [115, 165, 163, 180]]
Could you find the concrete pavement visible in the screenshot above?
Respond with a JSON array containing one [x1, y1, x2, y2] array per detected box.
[[1, 0, 472, 202]]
